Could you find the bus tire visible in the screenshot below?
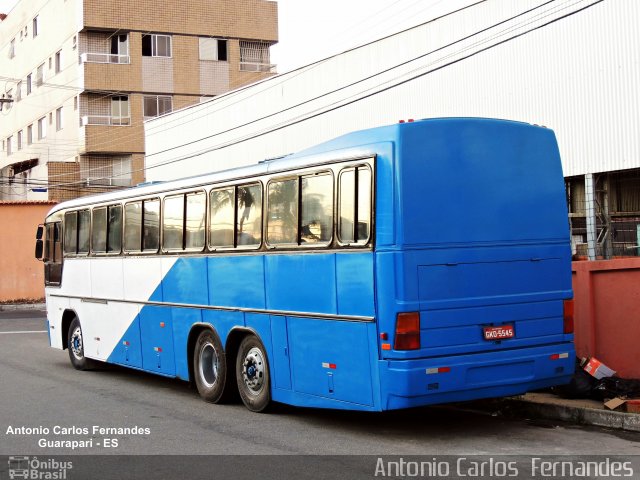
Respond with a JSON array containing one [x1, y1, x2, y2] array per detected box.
[[67, 317, 96, 371], [194, 329, 229, 403], [236, 335, 271, 412]]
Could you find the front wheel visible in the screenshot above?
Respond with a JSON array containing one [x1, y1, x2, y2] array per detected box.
[[236, 335, 271, 412], [67, 317, 97, 370]]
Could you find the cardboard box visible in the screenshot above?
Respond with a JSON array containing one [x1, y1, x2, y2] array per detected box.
[[583, 357, 616, 379]]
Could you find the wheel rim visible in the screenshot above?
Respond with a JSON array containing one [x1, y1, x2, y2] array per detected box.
[[241, 347, 265, 396], [70, 326, 83, 360], [199, 342, 219, 388]]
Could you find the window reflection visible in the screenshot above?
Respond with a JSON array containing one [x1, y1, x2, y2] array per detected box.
[[301, 173, 333, 244]]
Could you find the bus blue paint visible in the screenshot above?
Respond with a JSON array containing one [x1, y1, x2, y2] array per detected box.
[[46, 118, 574, 412]]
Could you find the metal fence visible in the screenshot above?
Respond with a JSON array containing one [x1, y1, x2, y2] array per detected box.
[[566, 169, 640, 259]]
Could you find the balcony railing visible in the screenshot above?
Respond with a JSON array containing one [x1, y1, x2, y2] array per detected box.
[[80, 53, 130, 64], [239, 62, 277, 73], [81, 115, 131, 126]]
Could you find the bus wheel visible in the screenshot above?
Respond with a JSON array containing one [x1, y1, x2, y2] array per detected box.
[[236, 335, 271, 412], [67, 317, 96, 370], [194, 329, 228, 403]]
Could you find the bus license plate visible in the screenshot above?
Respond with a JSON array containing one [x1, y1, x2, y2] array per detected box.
[[483, 325, 514, 340]]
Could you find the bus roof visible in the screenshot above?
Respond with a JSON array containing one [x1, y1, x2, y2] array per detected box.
[[46, 117, 540, 217]]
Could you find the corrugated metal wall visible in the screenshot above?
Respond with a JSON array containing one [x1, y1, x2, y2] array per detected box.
[[145, 0, 640, 180]]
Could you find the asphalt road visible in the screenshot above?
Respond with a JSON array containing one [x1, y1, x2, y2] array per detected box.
[[1, 310, 639, 461]]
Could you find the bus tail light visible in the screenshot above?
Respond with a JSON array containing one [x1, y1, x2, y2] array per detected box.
[[394, 312, 420, 350], [563, 299, 574, 334]]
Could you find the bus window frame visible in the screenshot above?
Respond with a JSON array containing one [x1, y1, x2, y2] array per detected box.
[[265, 174, 301, 249], [234, 181, 263, 251], [299, 170, 334, 248], [123, 197, 160, 255], [336, 164, 373, 248], [161, 189, 207, 254], [63, 209, 91, 257], [90, 203, 123, 256]]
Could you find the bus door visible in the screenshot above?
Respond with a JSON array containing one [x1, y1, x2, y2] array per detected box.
[[37, 222, 63, 286]]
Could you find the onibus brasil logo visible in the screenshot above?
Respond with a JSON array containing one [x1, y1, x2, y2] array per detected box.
[[8, 456, 72, 479]]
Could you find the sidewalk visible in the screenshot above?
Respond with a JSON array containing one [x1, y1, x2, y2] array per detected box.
[[0, 302, 46, 311], [470, 392, 640, 433]]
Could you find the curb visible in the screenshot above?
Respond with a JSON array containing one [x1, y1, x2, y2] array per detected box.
[[0, 303, 46, 312], [485, 396, 640, 433]]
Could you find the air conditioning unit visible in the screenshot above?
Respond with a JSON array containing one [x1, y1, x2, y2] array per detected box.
[[85, 177, 112, 186]]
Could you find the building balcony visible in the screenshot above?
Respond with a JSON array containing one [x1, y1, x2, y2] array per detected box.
[[239, 62, 277, 73], [80, 52, 130, 64], [81, 115, 131, 126]]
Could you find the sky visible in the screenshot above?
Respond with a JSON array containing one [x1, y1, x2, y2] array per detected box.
[[0, 0, 461, 73]]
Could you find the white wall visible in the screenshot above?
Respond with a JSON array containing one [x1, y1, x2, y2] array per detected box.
[[145, 0, 639, 182]]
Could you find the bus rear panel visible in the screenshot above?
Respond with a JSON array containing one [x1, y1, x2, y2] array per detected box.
[[374, 118, 574, 409]]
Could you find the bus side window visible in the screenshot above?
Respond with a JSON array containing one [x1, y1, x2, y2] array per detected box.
[[185, 192, 206, 250], [301, 173, 333, 244], [163, 194, 184, 251], [143, 199, 160, 252], [78, 210, 90, 254], [267, 178, 298, 245], [107, 205, 122, 254], [338, 166, 371, 245], [64, 211, 78, 255], [237, 183, 262, 247], [210, 187, 234, 248], [124, 201, 142, 252], [92, 207, 107, 253]]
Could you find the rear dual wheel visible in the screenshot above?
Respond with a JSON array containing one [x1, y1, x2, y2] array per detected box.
[[194, 329, 233, 403], [236, 335, 271, 413], [193, 330, 271, 412]]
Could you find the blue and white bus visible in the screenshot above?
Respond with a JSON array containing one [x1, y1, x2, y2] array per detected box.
[[37, 118, 575, 412]]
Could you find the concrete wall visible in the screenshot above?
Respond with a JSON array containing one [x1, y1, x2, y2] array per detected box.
[[0, 201, 55, 302], [572, 259, 640, 379]]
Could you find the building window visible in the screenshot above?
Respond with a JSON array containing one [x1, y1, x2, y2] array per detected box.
[[16, 81, 22, 101], [55, 50, 62, 73], [143, 95, 172, 120], [240, 41, 272, 71], [38, 117, 46, 139], [199, 38, 227, 61], [27, 125, 33, 145], [9, 38, 15, 59], [32, 16, 38, 37], [26, 74, 32, 95], [36, 63, 44, 86], [72, 35, 77, 50], [6, 136, 12, 156], [110, 34, 129, 62], [56, 107, 63, 131], [142, 34, 171, 57], [110, 96, 130, 125], [73, 96, 78, 110], [17, 130, 23, 150]]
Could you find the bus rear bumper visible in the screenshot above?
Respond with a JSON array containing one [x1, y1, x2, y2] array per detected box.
[[379, 343, 575, 411]]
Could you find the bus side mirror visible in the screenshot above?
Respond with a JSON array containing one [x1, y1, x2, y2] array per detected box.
[[35, 225, 44, 260]]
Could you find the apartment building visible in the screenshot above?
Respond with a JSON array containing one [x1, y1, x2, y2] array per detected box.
[[0, 0, 278, 202]]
